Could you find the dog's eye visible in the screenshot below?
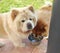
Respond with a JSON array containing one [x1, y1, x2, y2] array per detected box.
[[29, 18, 32, 20], [21, 20, 25, 22]]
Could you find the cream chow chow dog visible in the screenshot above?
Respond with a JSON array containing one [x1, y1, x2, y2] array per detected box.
[[0, 6, 37, 47]]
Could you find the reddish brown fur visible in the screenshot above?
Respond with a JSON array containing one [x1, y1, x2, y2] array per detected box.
[[32, 18, 48, 37], [11, 10, 19, 20], [32, 4, 52, 37]]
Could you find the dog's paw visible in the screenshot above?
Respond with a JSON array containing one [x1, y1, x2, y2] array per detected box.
[[0, 42, 5, 48], [13, 43, 25, 47], [20, 43, 25, 47]]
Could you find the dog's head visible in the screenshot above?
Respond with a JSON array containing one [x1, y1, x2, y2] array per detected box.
[[10, 6, 37, 33]]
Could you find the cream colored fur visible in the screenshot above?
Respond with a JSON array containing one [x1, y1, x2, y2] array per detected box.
[[0, 6, 37, 47]]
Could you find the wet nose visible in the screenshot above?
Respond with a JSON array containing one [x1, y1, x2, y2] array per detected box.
[[27, 23, 32, 29]]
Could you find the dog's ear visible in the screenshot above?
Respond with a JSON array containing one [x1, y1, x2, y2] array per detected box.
[[11, 9, 19, 20], [28, 6, 35, 13]]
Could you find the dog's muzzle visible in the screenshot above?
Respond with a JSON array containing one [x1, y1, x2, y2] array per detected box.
[[27, 23, 32, 30], [28, 33, 43, 45]]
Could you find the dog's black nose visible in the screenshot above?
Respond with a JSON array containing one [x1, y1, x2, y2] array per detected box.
[[27, 23, 32, 29]]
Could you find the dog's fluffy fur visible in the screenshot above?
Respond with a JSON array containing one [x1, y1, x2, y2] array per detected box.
[[32, 3, 52, 38], [0, 6, 37, 47]]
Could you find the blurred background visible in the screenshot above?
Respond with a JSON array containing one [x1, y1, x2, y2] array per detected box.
[[0, 0, 53, 13]]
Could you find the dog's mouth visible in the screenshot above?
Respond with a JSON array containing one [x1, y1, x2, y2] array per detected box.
[[28, 33, 43, 45], [18, 29, 31, 34]]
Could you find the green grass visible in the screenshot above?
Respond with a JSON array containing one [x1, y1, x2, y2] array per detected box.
[[0, 0, 53, 13]]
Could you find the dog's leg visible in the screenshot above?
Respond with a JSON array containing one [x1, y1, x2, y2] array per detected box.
[[12, 40, 25, 47]]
